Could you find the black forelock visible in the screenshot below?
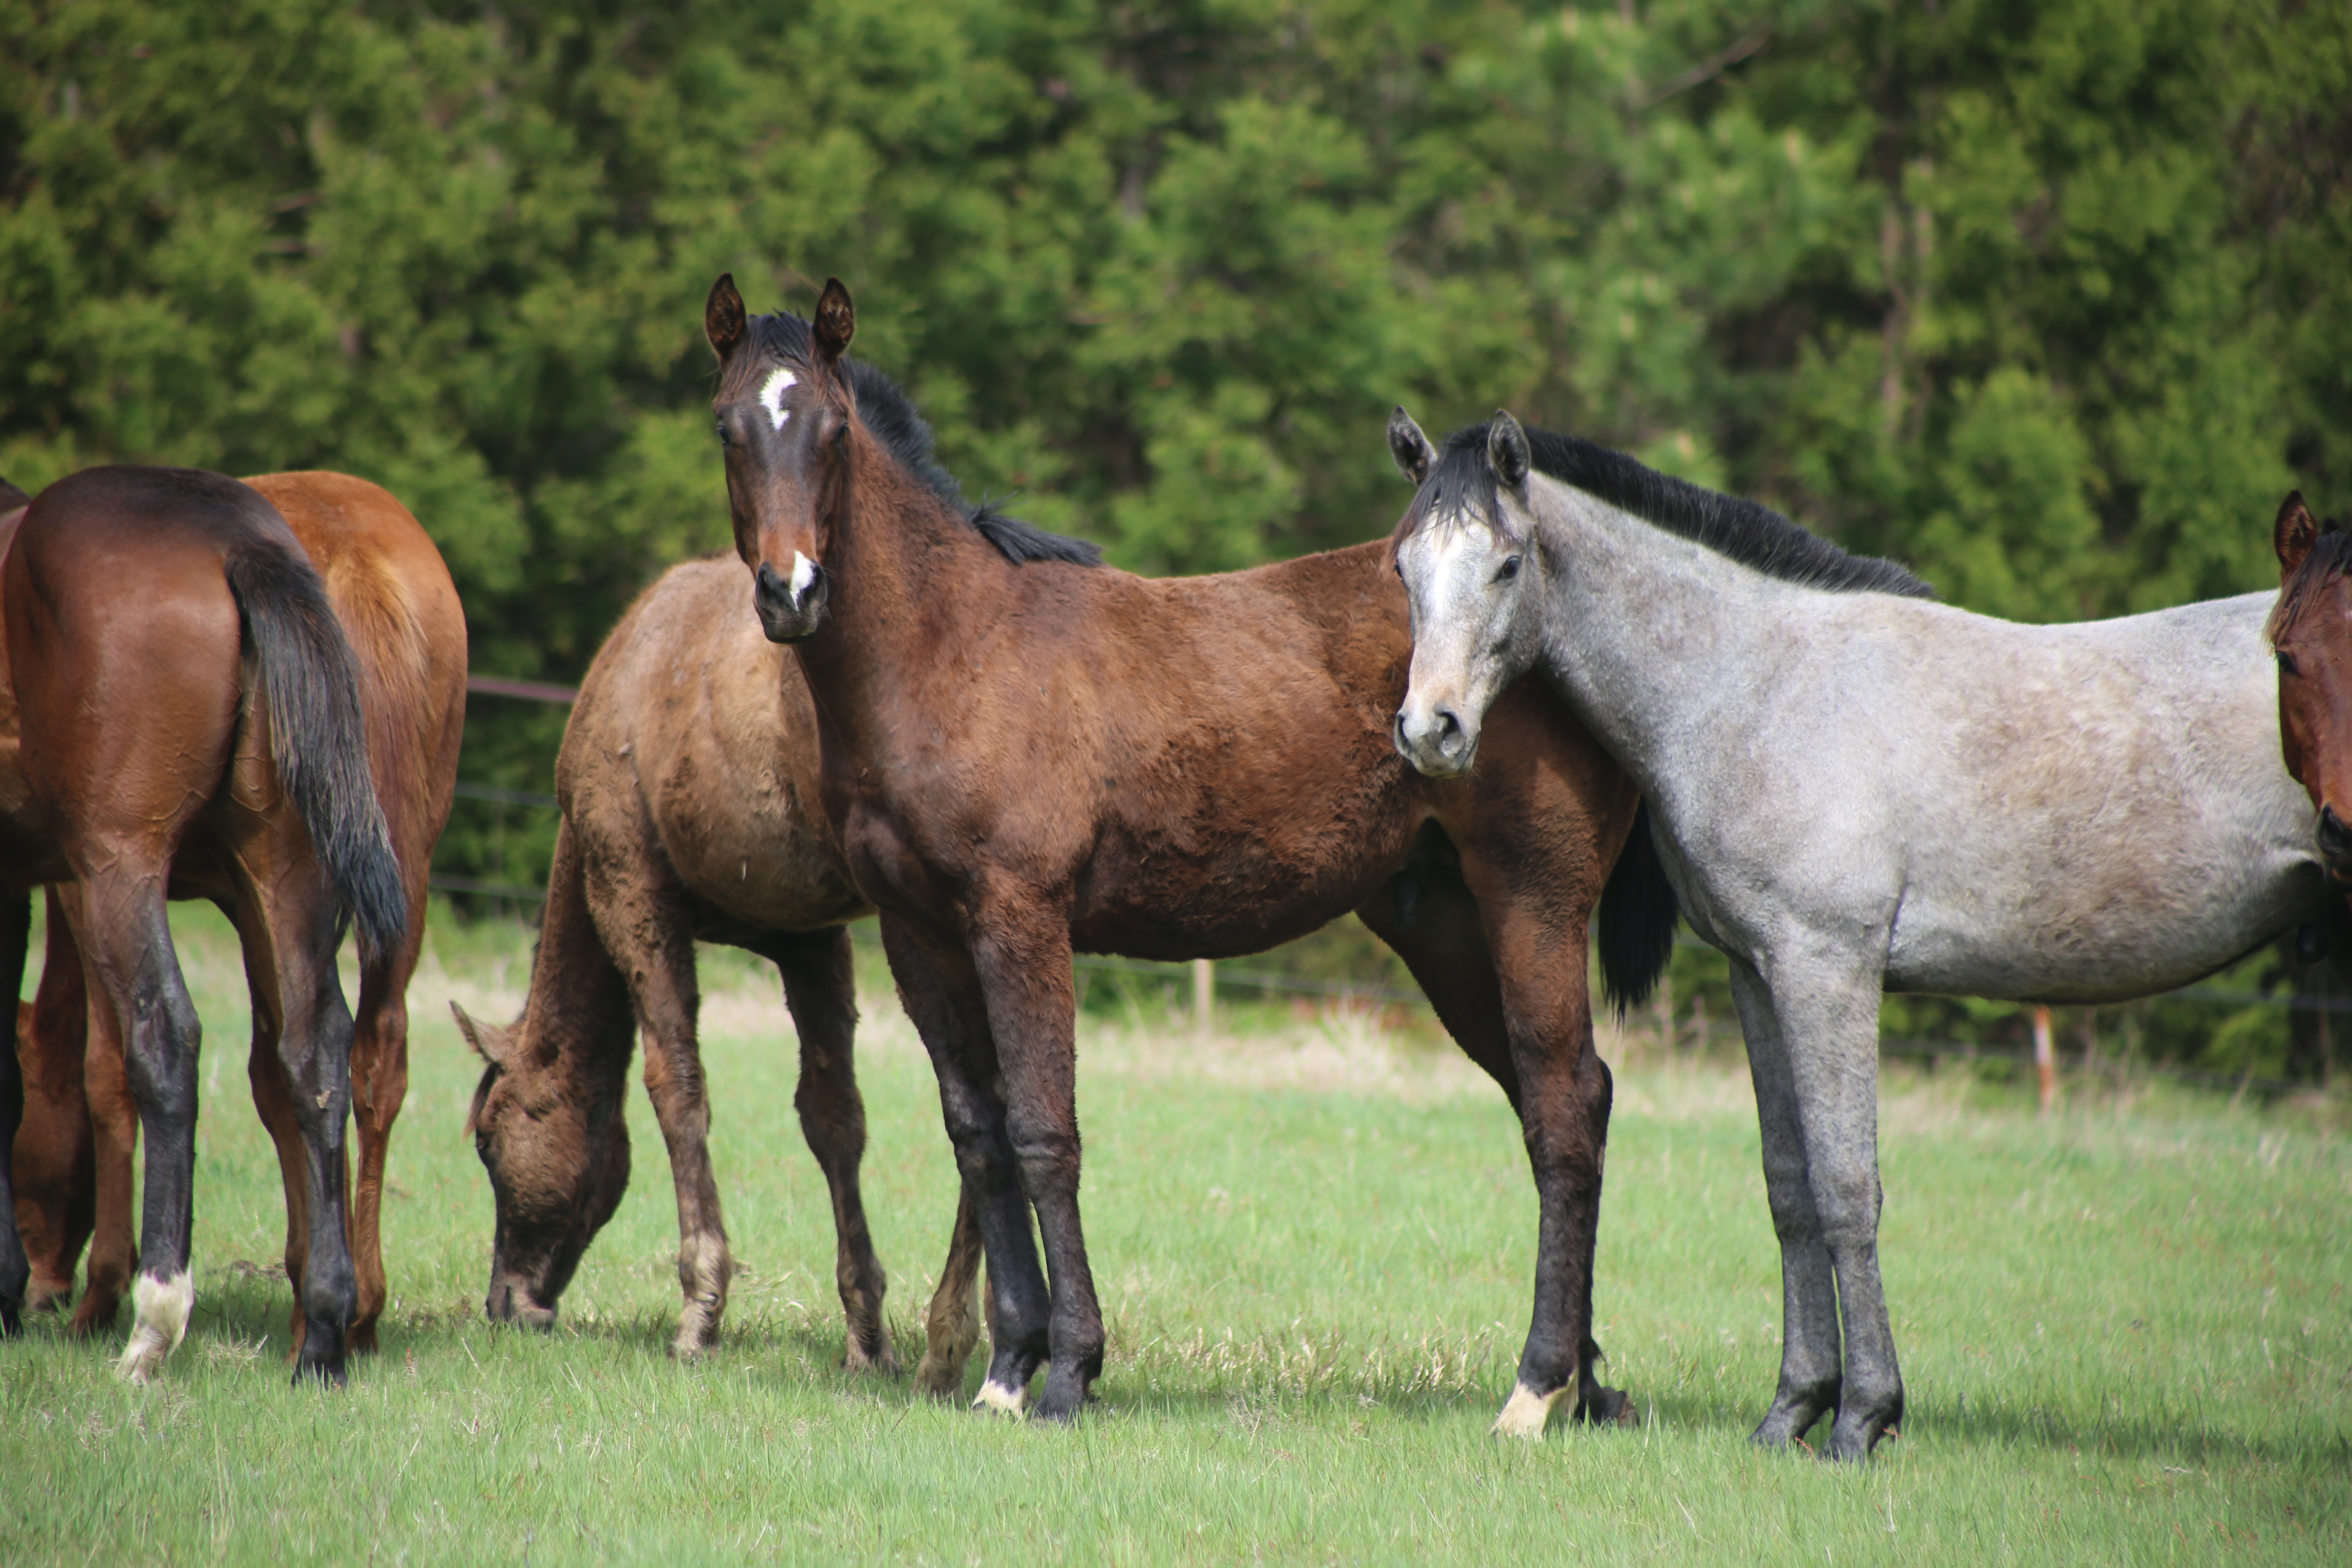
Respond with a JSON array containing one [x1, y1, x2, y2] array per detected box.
[[741, 311, 1101, 568], [1406, 422, 1933, 600]]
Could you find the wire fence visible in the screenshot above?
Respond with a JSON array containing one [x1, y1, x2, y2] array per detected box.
[[440, 674, 2347, 1100]]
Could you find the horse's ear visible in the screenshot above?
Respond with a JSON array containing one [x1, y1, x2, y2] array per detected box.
[[1388, 407, 1436, 485], [1488, 410, 1530, 491], [2276, 490, 2319, 578], [706, 274, 748, 361], [450, 1001, 514, 1067], [813, 277, 855, 361]]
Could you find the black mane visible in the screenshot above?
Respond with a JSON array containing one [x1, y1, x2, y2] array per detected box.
[[746, 312, 1101, 568], [1414, 422, 1933, 599]]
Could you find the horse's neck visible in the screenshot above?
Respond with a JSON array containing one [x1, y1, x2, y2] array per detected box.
[[791, 468, 971, 757], [1531, 484, 1809, 797]]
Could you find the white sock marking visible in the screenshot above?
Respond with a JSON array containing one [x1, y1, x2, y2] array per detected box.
[[973, 1378, 1028, 1417], [119, 1269, 194, 1383], [758, 368, 798, 430], [1491, 1379, 1568, 1439]]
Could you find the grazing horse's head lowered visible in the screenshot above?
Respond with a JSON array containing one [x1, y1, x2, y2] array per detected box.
[[454, 1003, 631, 1327], [2270, 490, 2352, 884], [1386, 407, 1549, 778], [704, 272, 858, 643]]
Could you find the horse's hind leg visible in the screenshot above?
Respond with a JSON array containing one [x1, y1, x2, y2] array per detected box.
[[0, 890, 31, 1334], [69, 890, 140, 1338], [69, 869, 203, 1381], [771, 927, 898, 1374], [343, 927, 418, 1354], [229, 830, 363, 1385], [14, 890, 96, 1314]]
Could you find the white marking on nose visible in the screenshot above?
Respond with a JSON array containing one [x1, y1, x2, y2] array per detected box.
[[789, 550, 817, 604], [759, 368, 798, 430]]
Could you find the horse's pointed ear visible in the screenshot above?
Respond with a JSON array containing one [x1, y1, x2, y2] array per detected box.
[[2277, 490, 2319, 577], [450, 1001, 514, 1067], [706, 274, 748, 361], [1388, 407, 1436, 485], [1488, 410, 1530, 491], [813, 277, 855, 361]]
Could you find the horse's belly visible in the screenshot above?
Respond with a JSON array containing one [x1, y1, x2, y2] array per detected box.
[[1884, 855, 2328, 1003]]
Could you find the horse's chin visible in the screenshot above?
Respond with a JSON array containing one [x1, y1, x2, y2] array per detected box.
[[1396, 737, 1479, 780], [757, 607, 827, 644]]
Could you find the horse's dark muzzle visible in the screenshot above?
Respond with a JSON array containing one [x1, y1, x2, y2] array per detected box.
[[754, 559, 829, 643], [2319, 804, 2352, 883]]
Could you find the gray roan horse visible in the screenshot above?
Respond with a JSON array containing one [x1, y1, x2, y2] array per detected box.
[[1385, 410, 2331, 1461]]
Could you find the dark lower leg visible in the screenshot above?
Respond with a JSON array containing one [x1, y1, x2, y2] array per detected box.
[[17, 895, 94, 1313], [0, 892, 29, 1333]]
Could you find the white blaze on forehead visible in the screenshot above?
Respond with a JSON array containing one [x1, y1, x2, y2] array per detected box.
[[789, 551, 817, 600], [758, 367, 798, 430]]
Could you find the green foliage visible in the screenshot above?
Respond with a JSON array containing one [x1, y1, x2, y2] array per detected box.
[[4, 0, 2348, 1066]]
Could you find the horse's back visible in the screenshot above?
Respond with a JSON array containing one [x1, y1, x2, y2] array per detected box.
[[243, 471, 468, 860], [561, 556, 864, 933], [0, 468, 281, 862]]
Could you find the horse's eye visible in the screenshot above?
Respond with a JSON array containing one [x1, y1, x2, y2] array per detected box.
[[1498, 555, 1522, 581], [714, 419, 729, 447], [2279, 649, 2301, 677]]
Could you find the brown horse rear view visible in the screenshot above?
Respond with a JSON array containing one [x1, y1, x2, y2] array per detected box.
[[704, 277, 1671, 1430], [0, 465, 414, 1382], [11, 472, 466, 1357]]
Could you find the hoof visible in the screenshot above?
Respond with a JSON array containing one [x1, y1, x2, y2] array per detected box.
[[1577, 1384, 1639, 1428], [913, 1352, 967, 1401], [973, 1377, 1029, 1417], [845, 1342, 902, 1377], [116, 1271, 192, 1383], [1492, 1381, 1569, 1439], [0, 1296, 18, 1339]]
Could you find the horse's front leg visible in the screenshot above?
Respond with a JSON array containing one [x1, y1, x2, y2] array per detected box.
[[970, 912, 1098, 1422], [880, 914, 1053, 1414], [1728, 960, 1846, 1448], [1758, 949, 1902, 1461], [771, 926, 897, 1374]]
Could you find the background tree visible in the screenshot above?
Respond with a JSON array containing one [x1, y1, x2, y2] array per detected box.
[[4, 0, 2346, 1074]]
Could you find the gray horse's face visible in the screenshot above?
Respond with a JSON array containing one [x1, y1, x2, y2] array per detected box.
[[1389, 412, 1546, 778]]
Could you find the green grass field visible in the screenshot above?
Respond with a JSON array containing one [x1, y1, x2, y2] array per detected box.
[[2, 904, 2348, 1565]]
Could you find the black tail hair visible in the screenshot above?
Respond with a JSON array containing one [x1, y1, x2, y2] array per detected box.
[[1595, 801, 1679, 1016], [223, 543, 408, 962]]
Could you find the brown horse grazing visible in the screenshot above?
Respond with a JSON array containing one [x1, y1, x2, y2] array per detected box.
[[0, 467, 459, 1382], [452, 555, 982, 1385], [702, 274, 1675, 1430], [2271, 490, 2352, 885]]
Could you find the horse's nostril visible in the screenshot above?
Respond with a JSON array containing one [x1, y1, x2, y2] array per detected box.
[[2322, 804, 2352, 857], [1436, 709, 1463, 744]]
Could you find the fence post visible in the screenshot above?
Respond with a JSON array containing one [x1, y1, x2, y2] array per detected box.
[[1192, 958, 1214, 1037], [2032, 1004, 2056, 1115]]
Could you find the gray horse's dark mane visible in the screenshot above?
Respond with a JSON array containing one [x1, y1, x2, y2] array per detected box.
[[1411, 422, 1933, 600], [745, 312, 1101, 568]]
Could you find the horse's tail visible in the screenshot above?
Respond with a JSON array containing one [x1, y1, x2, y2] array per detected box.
[[1594, 800, 1679, 1017], [223, 538, 408, 964]]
